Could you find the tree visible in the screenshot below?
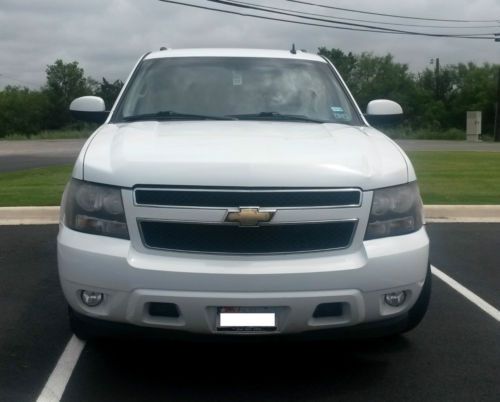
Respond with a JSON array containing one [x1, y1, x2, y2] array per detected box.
[[319, 48, 419, 125], [43, 60, 93, 128], [318, 47, 358, 86], [447, 63, 497, 133], [94, 78, 124, 110], [0, 86, 49, 137]]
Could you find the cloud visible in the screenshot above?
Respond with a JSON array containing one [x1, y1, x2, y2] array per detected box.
[[1, 0, 499, 89]]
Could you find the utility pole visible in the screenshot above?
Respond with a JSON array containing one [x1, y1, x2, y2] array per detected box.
[[435, 57, 440, 99], [494, 66, 500, 142]]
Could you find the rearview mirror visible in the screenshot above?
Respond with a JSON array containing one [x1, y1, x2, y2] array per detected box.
[[69, 96, 108, 124], [365, 99, 403, 126]]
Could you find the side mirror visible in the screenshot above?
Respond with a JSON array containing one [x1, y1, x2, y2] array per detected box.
[[365, 99, 403, 125], [69, 96, 109, 124]]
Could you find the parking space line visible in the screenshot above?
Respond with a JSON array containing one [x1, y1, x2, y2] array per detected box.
[[36, 336, 86, 402], [431, 265, 500, 322], [32, 267, 498, 402]]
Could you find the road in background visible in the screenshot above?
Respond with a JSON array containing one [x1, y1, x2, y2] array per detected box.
[[0, 140, 84, 172], [2, 139, 500, 172], [0, 223, 498, 401]]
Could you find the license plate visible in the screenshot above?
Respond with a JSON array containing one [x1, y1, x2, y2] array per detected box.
[[217, 307, 277, 332]]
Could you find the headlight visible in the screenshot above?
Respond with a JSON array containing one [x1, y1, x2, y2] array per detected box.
[[63, 179, 129, 239], [365, 181, 424, 240]]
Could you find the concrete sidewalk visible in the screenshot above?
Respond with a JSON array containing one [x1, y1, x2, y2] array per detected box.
[[1, 205, 500, 225]]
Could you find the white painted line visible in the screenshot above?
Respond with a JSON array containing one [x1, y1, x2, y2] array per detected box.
[[26, 266, 500, 402], [431, 265, 500, 322], [36, 335, 86, 402]]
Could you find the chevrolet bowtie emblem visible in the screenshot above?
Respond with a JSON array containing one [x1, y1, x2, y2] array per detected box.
[[225, 208, 276, 227]]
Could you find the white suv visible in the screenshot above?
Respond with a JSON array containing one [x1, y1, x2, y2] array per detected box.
[[59, 48, 430, 339]]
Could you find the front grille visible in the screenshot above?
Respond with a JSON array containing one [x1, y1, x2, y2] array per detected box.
[[139, 220, 356, 254], [135, 188, 361, 208]]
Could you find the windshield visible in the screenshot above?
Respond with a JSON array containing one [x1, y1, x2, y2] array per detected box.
[[113, 57, 362, 125]]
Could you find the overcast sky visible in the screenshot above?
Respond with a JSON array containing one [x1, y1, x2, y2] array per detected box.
[[1, 0, 500, 89]]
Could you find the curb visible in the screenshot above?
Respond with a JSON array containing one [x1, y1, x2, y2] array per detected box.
[[424, 205, 500, 223], [1, 205, 500, 225], [0, 206, 60, 225]]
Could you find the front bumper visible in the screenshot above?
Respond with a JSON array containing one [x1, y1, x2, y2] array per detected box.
[[58, 225, 429, 335]]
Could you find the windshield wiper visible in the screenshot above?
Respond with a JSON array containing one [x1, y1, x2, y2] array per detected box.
[[229, 112, 326, 123], [122, 111, 235, 122]]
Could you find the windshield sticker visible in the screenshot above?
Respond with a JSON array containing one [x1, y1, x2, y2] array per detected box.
[[331, 106, 350, 120], [232, 72, 242, 86]]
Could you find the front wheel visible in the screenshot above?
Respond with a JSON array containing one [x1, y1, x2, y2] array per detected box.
[[68, 307, 114, 340], [68, 306, 94, 340]]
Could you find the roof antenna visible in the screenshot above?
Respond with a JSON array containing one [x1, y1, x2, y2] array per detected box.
[[160, 46, 168, 51], [290, 43, 297, 55]]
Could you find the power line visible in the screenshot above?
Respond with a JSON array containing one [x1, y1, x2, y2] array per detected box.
[[157, 0, 401, 35], [158, 0, 497, 39], [286, 0, 500, 23], [203, 0, 497, 38], [220, 0, 500, 30]]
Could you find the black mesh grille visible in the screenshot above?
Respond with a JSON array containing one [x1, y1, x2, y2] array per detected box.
[[135, 188, 360, 208], [140, 221, 356, 254]]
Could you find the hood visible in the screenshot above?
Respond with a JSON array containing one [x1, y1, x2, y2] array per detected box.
[[81, 121, 408, 189]]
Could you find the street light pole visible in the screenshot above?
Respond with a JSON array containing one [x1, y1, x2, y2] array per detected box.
[[494, 66, 500, 142], [435, 57, 440, 99], [430, 58, 440, 100]]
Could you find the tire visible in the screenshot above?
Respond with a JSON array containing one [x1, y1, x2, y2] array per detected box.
[[68, 307, 143, 340], [402, 264, 432, 333], [68, 306, 94, 340], [68, 306, 114, 341]]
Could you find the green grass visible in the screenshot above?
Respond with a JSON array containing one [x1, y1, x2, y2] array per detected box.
[[0, 165, 72, 206], [384, 127, 468, 140], [407, 151, 500, 204], [1, 152, 500, 206], [1, 129, 93, 140]]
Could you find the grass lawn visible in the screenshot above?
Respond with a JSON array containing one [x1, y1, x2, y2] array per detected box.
[[1, 128, 94, 140], [407, 151, 500, 204], [0, 165, 72, 207], [0, 152, 500, 206]]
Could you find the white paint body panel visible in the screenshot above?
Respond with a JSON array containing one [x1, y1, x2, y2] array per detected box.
[[145, 48, 327, 62], [59, 48, 428, 336], [69, 96, 105, 112], [366, 99, 403, 116], [58, 225, 429, 334], [81, 121, 408, 190]]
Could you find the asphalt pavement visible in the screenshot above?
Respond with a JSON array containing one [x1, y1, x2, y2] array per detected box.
[[0, 223, 498, 402], [2, 138, 500, 173], [0, 140, 83, 172]]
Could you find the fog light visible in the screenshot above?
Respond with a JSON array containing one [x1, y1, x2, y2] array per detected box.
[[384, 291, 406, 307], [80, 290, 103, 307]]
